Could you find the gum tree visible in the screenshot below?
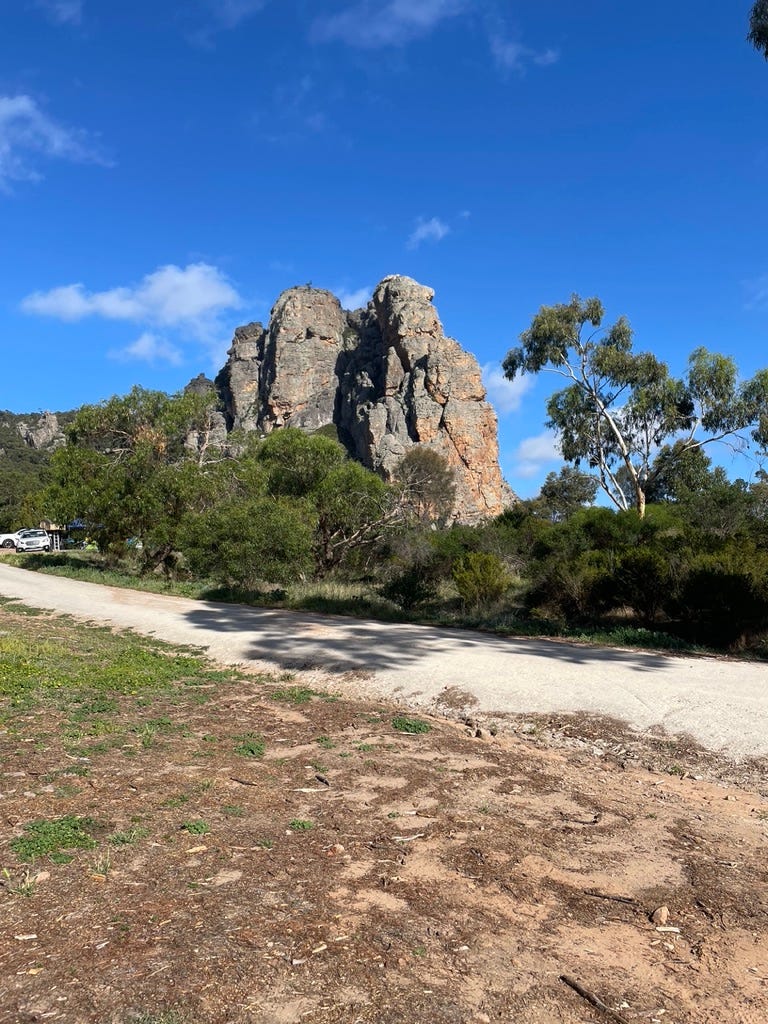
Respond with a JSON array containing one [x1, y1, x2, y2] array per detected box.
[[503, 295, 768, 517], [749, 0, 768, 58]]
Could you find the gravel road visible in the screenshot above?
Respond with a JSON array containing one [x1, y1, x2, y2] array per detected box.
[[1, 562, 766, 759]]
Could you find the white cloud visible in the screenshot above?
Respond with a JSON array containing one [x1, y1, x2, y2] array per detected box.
[[108, 332, 183, 367], [22, 263, 243, 338], [746, 273, 768, 310], [490, 35, 559, 73], [0, 94, 107, 192], [313, 0, 467, 48], [482, 363, 533, 415], [512, 430, 561, 478], [336, 285, 371, 310], [34, 0, 83, 25], [407, 216, 450, 250]]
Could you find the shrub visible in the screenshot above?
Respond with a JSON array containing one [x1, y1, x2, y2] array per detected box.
[[381, 566, 437, 609], [452, 551, 510, 607]]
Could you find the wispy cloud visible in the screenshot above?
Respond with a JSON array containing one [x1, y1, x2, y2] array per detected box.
[[33, 0, 83, 25], [407, 216, 450, 250], [313, 0, 467, 48], [490, 35, 559, 73], [482, 363, 533, 415], [253, 75, 331, 144], [108, 332, 183, 367], [0, 94, 108, 193], [511, 430, 561, 478], [745, 273, 768, 310], [188, 0, 268, 45], [336, 285, 372, 310], [208, 0, 268, 30]]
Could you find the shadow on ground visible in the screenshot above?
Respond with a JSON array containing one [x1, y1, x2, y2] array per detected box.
[[185, 601, 676, 677]]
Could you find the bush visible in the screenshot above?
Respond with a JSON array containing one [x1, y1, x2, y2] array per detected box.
[[452, 551, 510, 608], [381, 567, 437, 609]]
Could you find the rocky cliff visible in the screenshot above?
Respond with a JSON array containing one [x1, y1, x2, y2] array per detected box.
[[214, 275, 510, 522]]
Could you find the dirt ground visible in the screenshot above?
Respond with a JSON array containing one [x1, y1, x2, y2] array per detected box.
[[2, 610, 768, 1024]]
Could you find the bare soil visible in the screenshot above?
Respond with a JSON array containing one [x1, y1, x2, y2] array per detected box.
[[2, 612, 768, 1024]]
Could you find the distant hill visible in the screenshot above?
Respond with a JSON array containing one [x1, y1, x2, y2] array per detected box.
[[0, 410, 74, 529]]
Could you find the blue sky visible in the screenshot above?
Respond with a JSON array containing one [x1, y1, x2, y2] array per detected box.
[[1, 0, 766, 497]]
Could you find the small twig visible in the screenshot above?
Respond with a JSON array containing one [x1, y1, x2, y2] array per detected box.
[[584, 890, 636, 906], [392, 833, 426, 843], [230, 776, 260, 786], [560, 975, 631, 1024]]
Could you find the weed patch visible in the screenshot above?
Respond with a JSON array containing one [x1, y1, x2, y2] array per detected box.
[[10, 815, 98, 862], [392, 716, 431, 734]]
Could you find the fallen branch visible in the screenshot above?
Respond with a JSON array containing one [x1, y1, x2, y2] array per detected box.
[[559, 975, 631, 1024], [583, 890, 637, 906]]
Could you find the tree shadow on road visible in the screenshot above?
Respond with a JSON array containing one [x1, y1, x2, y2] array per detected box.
[[185, 601, 678, 677]]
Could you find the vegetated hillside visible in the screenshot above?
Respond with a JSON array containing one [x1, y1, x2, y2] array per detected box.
[[0, 410, 74, 530]]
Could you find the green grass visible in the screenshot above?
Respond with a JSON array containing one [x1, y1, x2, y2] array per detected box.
[[10, 815, 98, 862], [269, 685, 319, 705], [0, 608, 245, 720], [109, 826, 149, 846], [233, 733, 265, 757]]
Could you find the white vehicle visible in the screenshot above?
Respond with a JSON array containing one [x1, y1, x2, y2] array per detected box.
[[16, 529, 51, 552], [0, 529, 27, 549], [0, 528, 51, 552]]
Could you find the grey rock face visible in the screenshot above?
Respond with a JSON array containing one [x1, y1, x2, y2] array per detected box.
[[18, 412, 65, 450], [214, 275, 511, 522]]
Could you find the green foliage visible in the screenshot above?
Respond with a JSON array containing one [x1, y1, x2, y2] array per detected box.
[[315, 459, 395, 570], [258, 428, 346, 497], [289, 818, 314, 831], [269, 685, 319, 704], [394, 447, 456, 523], [392, 716, 431, 734], [452, 551, 511, 607], [42, 387, 225, 572], [381, 566, 437, 609], [181, 820, 211, 835], [182, 493, 316, 586], [233, 733, 266, 757], [0, 410, 75, 530], [11, 815, 97, 861], [504, 295, 768, 517], [536, 466, 598, 521], [749, 0, 768, 58]]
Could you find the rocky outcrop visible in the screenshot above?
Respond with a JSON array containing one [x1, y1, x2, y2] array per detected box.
[[17, 412, 65, 450], [183, 375, 228, 453], [214, 275, 511, 523]]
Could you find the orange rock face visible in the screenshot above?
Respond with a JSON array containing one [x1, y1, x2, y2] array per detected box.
[[214, 276, 513, 523]]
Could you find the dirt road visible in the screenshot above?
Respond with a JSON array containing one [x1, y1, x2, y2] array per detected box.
[[1, 562, 766, 759]]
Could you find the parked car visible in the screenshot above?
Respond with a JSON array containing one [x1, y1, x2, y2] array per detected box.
[[15, 529, 51, 552], [0, 529, 29, 549]]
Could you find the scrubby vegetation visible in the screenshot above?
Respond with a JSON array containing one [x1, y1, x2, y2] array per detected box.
[[6, 381, 768, 658]]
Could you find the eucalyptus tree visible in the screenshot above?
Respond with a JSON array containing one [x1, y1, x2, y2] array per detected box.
[[749, 0, 768, 58], [503, 295, 768, 517]]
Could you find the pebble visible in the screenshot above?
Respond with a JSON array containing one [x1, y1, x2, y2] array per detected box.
[[651, 905, 670, 925]]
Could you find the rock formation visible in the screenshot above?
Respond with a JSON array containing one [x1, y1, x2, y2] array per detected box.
[[214, 275, 511, 523], [17, 411, 65, 450]]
